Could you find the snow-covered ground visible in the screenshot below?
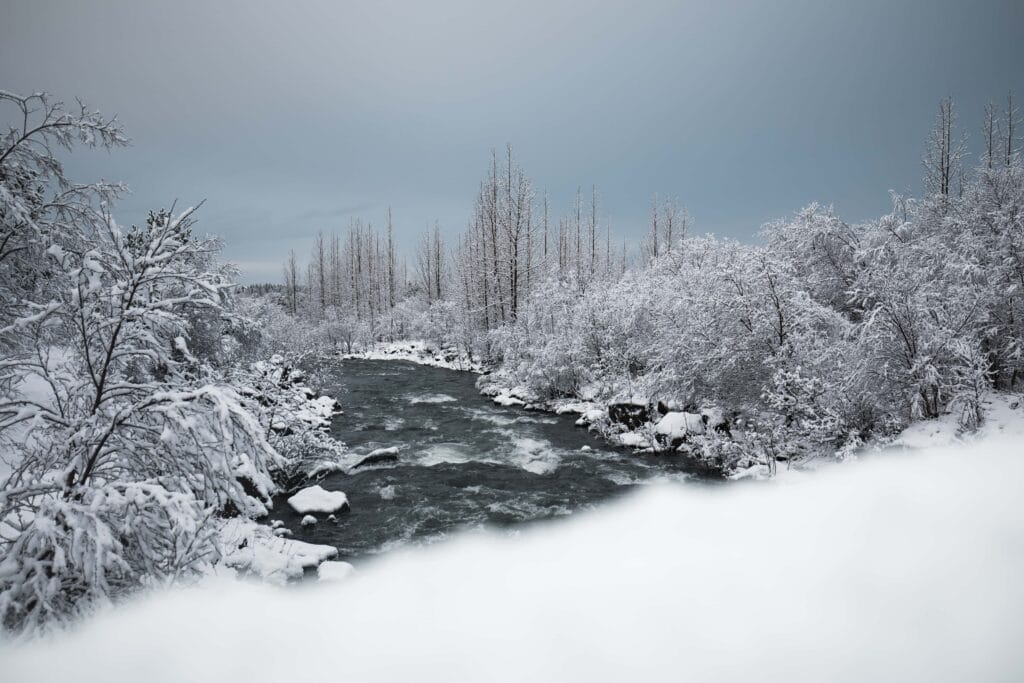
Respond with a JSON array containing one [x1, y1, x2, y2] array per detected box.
[[341, 340, 483, 372], [218, 518, 337, 583], [2, 430, 1023, 681]]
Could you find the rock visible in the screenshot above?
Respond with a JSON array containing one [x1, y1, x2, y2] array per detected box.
[[494, 392, 525, 407], [608, 402, 651, 430], [654, 411, 707, 449], [301, 514, 317, 527], [617, 432, 652, 449], [287, 485, 350, 514], [575, 408, 606, 427], [701, 407, 732, 436], [354, 446, 400, 469], [580, 445, 592, 452]]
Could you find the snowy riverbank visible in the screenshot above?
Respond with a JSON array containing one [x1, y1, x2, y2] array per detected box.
[[4, 431, 1023, 682], [216, 355, 352, 581], [340, 340, 483, 372], [475, 368, 1024, 479]]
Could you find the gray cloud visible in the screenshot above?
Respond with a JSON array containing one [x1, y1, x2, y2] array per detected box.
[[3, 0, 1023, 281]]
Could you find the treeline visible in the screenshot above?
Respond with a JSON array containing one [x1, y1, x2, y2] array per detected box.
[[275, 145, 652, 352], [274, 94, 1023, 462], [488, 94, 1023, 462]]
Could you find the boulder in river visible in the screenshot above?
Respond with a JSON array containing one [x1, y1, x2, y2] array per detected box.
[[354, 446, 400, 469], [608, 401, 651, 430], [288, 485, 350, 514]]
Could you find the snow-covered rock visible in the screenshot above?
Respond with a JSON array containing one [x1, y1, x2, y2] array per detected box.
[[608, 401, 651, 429], [616, 432, 651, 449], [301, 515, 317, 527], [219, 518, 337, 583], [493, 391, 525, 407], [354, 446, 400, 469], [287, 485, 350, 514], [655, 411, 706, 440], [575, 408, 606, 427]]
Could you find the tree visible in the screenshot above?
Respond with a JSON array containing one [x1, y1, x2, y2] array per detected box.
[[923, 97, 966, 199], [283, 249, 300, 315], [0, 92, 283, 632], [0, 206, 282, 631]]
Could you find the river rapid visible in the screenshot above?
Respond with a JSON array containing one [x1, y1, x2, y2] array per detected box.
[[268, 358, 718, 561]]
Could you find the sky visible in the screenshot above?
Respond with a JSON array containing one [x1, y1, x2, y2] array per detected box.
[[2, 0, 1022, 282]]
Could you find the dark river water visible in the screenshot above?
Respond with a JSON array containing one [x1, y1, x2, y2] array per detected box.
[[269, 359, 714, 562]]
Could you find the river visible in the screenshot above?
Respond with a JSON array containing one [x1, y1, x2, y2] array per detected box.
[[268, 358, 718, 562]]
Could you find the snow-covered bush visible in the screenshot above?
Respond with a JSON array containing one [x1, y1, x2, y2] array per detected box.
[[0, 93, 283, 632]]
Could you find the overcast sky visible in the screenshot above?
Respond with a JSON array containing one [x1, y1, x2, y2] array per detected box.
[[2, 0, 1023, 282]]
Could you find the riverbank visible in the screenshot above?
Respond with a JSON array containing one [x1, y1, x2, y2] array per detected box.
[[215, 355, 351, 583], [340, 340, 484, 372]]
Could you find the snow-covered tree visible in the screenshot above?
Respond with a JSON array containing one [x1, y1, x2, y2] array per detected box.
[[0, 92, 283, 632]]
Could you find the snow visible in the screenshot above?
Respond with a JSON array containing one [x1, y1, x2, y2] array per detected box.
[[575, 408, 606, 427], [654, 411, 705, 439], [342, 341, 482, 372], [616, 432, 651, 449], [492, 392, 525, 407], [301, 515, 317, 527], [4, 434, 1024, 681], [894, 393, 1024, 449], [317, 561, 355, 583], [553, 401, 599, 415], [218, 519, 336, 583], [287, 485, 349, 514]]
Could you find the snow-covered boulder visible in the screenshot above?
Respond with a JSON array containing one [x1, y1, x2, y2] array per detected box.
[[354, 446, 400, 469], [654, 411, 706, 442], [301, 515, 317, 527], [616, 432, 651, 449], [575, 408, 607, 427], [219, 518, 337, 583], [555, 401, 598, 415], [287, 485, 350, 514], [493, 391, 526, 407]]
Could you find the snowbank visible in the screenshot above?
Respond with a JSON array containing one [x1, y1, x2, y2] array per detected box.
[[287, 485, 350, 514], [218, 519, 337, 583], [5, 435, 1023, 681], [317, 561, 356, 583], [342, 341, 482, 372]]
